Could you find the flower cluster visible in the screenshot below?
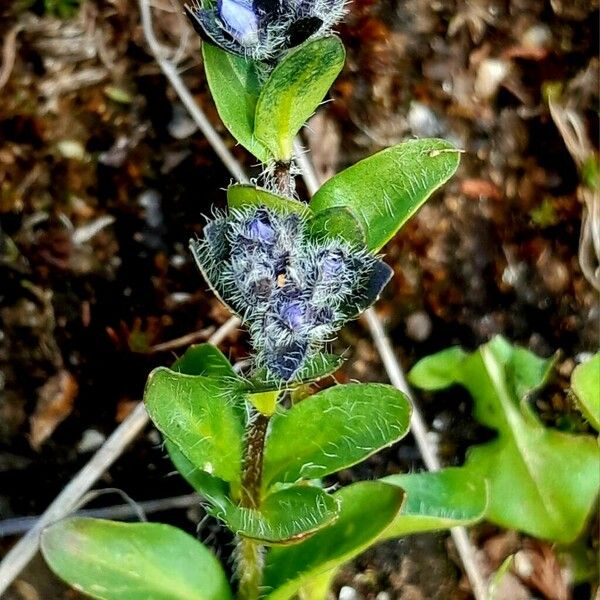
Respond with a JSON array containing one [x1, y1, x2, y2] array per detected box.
[[185, 0, 346, 60], [191, 206, 392, 380]]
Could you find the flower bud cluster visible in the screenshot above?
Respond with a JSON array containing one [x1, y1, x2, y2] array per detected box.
[[191, 206, 392, 380], [185, 0, 347, 60]]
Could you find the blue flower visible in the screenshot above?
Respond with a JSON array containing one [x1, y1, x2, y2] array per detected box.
[[320, 248, 344, 278], [216, 0, 259, 47], [243, 208, 277, 244], [190, 205, 392, 380], [185, 0, 347, 60]]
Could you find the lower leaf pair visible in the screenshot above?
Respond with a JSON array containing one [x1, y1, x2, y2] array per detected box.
[[41, 468, 488, 600], [145, 343, 412, 545]]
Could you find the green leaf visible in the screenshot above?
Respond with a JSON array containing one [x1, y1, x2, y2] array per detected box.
[[310, 139, 461, 251], [202, 44, 269, 162], [488, 555, 515, 600], [409, 336, 600, 543], [173, 343, 238, 379], [41, 518, 232, 600], [263, 482, 405, 599], [168, 441, 339, 543], [307, 206, 367, 246], [381, 468, 488, 538], [144, 367, 244, 484], [262, 383, 411, 488], [242, 353, 343, 393], [213, 486, 339, 544], [254, 36, 345, 160], [407, 347, 468, 390], [227, 184, 309, 215], [166, 440, 231, 505], [571, 354, 600, 431]]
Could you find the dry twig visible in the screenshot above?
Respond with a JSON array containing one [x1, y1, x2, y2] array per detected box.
[[0, 494, 199, 538], [549, 98, 600, 291], [0, 24, 23, 91]]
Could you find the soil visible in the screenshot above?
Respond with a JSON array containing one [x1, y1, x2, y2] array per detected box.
[[0, 0, 598, 599]]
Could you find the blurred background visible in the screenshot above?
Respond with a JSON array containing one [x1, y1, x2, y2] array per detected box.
[[0, 0, 598, 598]]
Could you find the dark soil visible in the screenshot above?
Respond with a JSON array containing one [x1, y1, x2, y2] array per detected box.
[[0, 0, 598, 598]]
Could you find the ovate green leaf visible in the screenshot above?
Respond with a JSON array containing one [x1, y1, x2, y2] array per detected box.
[[213, 486, 339, 544], [571, 354, 600, 431], [202, 44, 269, 161], [41, 518, 232, 600], [409, 336, 600, 543], [144, 368, 244, 484], [262, 383, 411, 488], [382, 468, 488, 538], [407, 347, 468, 390], [254, 36, 345, 160], [310, 139, 460, 251], [264, 482, 405, 600]]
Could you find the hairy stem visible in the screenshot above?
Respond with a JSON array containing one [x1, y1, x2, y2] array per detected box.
[[272, 160, 294, 197], [240, 412, 269, 508], [236, 412, 270, 600], [236, 537, 263, 600]]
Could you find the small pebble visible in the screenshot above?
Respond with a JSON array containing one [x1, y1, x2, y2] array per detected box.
[[513, 550, 534, 578], [407, 102, 443, 137], [56, 139, 86, 161], [521, 24, 552, 49], [77, 429, 106, 453], [339, 586, 359, 600], [376, 593, 391, 600], [575, 352, 594, 364], [475, 58, 510, 100], [432, 412, 452, 432], [147, 429, 161, 445], [167, 292, 193, 306], [138, 190, 163, 228], [406, 311, 432, 342], [168, 105, 198, 139], [170, 254, 187, 268]]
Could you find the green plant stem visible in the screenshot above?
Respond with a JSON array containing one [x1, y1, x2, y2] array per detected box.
[[240, 412, 270, 509], [236, 536, 263, 600], [236, 412, 270, 600]]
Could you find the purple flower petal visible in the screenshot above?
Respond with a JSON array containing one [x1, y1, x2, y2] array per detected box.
[[265, 340, 308, 380], [245, 209, 276, 244], [320, 248, 345, 279], [279, 300, 306, 329], [217, 0, 259, 46]]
